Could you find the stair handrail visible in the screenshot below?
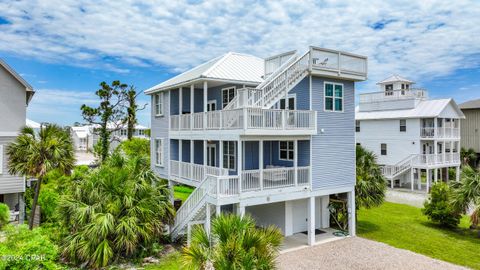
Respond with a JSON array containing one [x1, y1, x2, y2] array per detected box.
[[172, 175, 212, 235], [382, 154, 417, 177], [257, 52, 300, 89]]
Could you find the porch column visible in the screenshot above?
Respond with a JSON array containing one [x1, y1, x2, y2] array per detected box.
[[446, 166, 450, 181], [285, 201, 293, 236], [205, 203, 211, 235], [410, 168, 414, 191], [259, 140, 264, 190], [190, 140, 194, 177], [426, 169, 430, 193], [307, 196, 315, 246], [203, 81, 208, 130], [219, 141, 224, 169], [216, 205, 221, 217], [417, 169, 421, 190], [434, 168, 438, 183], [238, 140, 243, 191], [443, 140, 447, 165], [203, 140, 207, 167], [190, 84, 194, 128], [294, 140, 298, 186], [236, 203, 245, 217], [456, 166, 460, 182], [179, 87, 183, 127], [347, 190, 356, 236], [179, 139, 183, 163]]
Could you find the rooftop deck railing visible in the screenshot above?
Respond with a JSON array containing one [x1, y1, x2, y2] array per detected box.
[[170, 108, 316, 132], [359, 88, 428, 103], [310, 47, 367, 76], [420, 127, 460, 139]]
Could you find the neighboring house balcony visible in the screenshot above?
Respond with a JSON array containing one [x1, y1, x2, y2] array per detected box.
[[359, 88, 428, 103], [169, 108, 317, 138], [420, 127, 460, 139], [413, 153, 461, 167], [165, 139, 311, 204]]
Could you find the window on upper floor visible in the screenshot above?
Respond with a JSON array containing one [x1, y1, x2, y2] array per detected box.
[[356, 120, 360, 132], [400, 119, 407, 132], [120, 129, 127, 136], [222, 87, 236, 108], [155, 92, 164, 116], [324, 83, 343, 112], [279, 141, 294, 161], [155, 138, 164, 166], [138, 129, 145, 136], [223, 141, 236, 170], [381, 143, 387, 156]]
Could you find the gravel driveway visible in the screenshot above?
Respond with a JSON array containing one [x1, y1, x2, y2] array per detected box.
[[277, 237, 467, 270]]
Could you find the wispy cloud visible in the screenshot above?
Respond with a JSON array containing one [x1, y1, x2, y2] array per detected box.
[[0, 0, 478, 85]]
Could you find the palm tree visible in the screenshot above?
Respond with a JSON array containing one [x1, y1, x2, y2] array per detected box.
[[356, 145, 386, 209], [451, 166, 480, 228], [58, 153, 174, 268], [7, 124, 75, 229], [461, 147, 478, 167], [182, 214, 283, 270]]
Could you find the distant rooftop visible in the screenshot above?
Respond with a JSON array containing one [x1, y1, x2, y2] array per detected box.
[[377, 74, 415, 85], [459, 98, 480, 110]]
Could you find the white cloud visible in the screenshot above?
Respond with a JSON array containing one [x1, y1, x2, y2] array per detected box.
[[0, 0, 479, 91]]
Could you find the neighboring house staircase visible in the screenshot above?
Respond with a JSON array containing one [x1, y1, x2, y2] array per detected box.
[[381, 155, 416, 186]]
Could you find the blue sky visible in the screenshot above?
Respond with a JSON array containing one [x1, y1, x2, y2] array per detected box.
[[0, 0, 479, 126]]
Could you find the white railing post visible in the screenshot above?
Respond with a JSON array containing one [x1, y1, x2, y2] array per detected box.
[[203, 81, 208, 130], [238, 140, 243, 192], [190, 84, 194, 130], [179, 87, 183, 128], [294, 140, 298, 186], [259, 140, 264, 191], [243, 108, 248, 130], [282, 110, 286, 130]]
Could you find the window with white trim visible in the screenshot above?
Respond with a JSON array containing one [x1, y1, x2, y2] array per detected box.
[[138, 129, 145, 136], [223, 141, 236, 170], [279, 141, 294, 161], [0, 145, 3, 174], [222, 87, 236, 108], [155, 93, 164, 116], [155, 139, 164, 166], [355, 120, 360, 132], [120, 129, 127, 136], [381, 143, 387, 156], [400, 119, 406, 132], [325, 83, 343, 112], [279, 96, 296, 110]]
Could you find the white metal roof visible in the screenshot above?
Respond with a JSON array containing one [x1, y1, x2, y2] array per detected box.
[[356, 98, 465, 120], [145, 52, 264, 94], [459, 98, 480, 110], [377, 74, 415, 85]]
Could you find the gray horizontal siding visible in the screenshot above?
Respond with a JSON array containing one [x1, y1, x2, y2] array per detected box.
[[0, 136, 24, 194], [151, 91, 170, 179], [311, 77, 355, 190]]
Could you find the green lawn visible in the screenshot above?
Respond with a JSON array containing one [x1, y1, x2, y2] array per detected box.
[[173, 185, 194, 202], [144, 252, 182, 270], [358, 202, 480, 269]]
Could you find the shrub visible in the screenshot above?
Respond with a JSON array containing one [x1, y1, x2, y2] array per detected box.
[[422, 182, 461, 228], [118, 137, 150, 159], [38, 186, 60, 223], [0, 225, 61, 270], [0, 203, 10, 228]]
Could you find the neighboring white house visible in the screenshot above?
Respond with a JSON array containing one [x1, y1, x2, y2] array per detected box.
[[26, 118, 41, 133], [71, 123, 149, 152], [0, 58, 35, 224], [145, 47, 368, 245], [356, 75, 465, 193]]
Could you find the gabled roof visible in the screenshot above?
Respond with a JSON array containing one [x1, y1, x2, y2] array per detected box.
[[459, 98, 480, 110], [0, 58, 35, 104], [356, 98, 466, 120], [145, 52, 264, 94], [377, 74, 414, 85]]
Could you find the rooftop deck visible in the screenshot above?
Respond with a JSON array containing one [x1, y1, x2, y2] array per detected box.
[[359, 88, 428, 103]]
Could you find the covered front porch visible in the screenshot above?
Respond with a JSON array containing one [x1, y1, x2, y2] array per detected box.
[[169, 138, 312, 195]]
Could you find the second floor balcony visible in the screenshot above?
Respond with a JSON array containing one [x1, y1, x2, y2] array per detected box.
[[420, 127, 460, 139], [170, 108, 317, 137]]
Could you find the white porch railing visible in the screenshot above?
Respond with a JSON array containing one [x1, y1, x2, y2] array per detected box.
[[381, 155, 415, 178], [420, 127, 460, 139], [170, 109, 316, 132], [359, 88, 427, 103], [241, 166, 310, 192], [413, 153, 461, 166], [223, 88, 264, 110], [170, 160, 229, 183]]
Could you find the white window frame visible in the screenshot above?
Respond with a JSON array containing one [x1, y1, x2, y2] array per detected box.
[[277, 94, 296, 110], [120, 129, 127, 136], [207, 100, 217, 111], [355, 120, 360, 132], [138, 129, 145, 136], [324, 82, 344, 112], [223, 141, 236, 170], [381, 143, 387, 156], [400, 119, 407, 132], [155, 138, 164, 167], [0, 145, 3, 174], [222, 86, 236, 109], [279, 141, 294, 161], [155, 92, 164, 117]]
